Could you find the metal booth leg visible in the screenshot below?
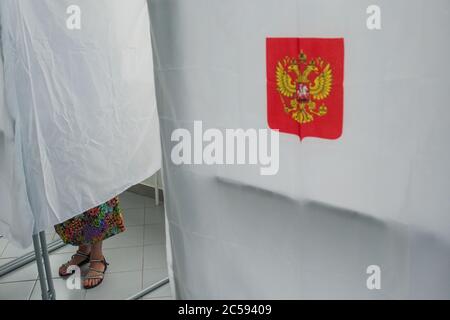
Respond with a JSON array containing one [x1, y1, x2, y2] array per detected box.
[[39, 232, 56, 300], [32, 232, 56, 300], [155, 171, 160, 206], [126, 277, 169, 300]]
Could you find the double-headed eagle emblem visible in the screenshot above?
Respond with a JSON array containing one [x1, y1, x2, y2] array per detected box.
[[276, 51, 333, 124]]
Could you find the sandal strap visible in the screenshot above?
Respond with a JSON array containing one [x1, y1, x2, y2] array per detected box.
[[88, 267, 106, 274], [90, 259, 109, 265], [85, 266, 106, 280], [62, 252, 90, 268], [84, 259, 108, 280], [85, 274, 104, 280], [72, 252, 90, 259]]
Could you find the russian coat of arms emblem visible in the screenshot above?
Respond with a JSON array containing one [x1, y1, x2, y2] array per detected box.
[[267, 38, 344, 140]]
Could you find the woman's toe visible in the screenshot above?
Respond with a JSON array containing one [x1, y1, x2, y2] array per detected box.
[[84, 278, 97, 288]]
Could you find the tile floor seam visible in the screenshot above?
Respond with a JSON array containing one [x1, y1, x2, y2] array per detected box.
[[81, 287, 88, 300], [0, 277, 38, 284], [0, 242, 12, 258], [0, 241, 8, 256], [0, 278, 37, 285], [28, 280, 38, 300]]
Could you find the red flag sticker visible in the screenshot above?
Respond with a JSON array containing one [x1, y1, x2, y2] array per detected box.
[[267, 38, 344, 140]]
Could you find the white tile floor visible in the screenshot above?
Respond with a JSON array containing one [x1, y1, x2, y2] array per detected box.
[[0, 191, 172, 300]]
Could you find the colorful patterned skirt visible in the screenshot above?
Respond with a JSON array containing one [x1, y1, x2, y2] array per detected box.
[[55, 197, 126, 246]]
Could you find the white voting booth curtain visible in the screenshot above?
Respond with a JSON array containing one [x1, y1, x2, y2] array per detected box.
[[0, 34, 35, 248], [0, 0, 161, 248], [149, 0, 450, 299]]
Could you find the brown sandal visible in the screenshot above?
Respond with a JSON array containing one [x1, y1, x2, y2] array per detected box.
[[59, 251, 91, 277], [84, 258, 109, 289]]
